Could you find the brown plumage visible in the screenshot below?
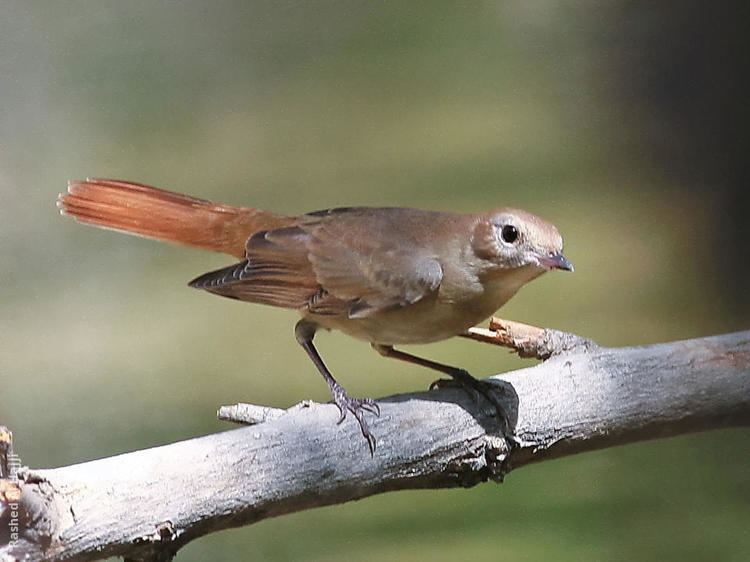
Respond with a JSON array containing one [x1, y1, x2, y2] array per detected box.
[[58, 178, 572, 453]]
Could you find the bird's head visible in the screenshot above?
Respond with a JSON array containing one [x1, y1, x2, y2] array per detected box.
[[473, 208, 573, 273]]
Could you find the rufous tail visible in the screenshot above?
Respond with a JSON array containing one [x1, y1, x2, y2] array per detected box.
[[58, 178, 296, 258]]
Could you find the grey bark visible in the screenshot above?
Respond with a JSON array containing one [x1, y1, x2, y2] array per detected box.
[[1, 330, 749, 562]]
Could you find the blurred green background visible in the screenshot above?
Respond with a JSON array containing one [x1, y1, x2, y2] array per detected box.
[[1, 2, 748, 560]]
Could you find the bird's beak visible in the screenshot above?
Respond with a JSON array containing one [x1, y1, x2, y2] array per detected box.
[[539, 251, 574, 272]]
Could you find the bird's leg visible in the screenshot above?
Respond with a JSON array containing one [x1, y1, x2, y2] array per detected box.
[[295, 320, 380, 454], [371, 344, 508, 431]]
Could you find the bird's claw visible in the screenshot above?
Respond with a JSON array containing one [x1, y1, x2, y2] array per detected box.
[[331, 386, 380, 455], [429, 374, 481, 403], [429, 369, 510, 434]]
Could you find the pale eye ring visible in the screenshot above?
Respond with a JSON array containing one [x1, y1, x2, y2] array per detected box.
[[500, 224, 519, 244]]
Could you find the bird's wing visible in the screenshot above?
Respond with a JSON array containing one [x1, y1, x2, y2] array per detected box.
[[188, 226, 321, 309], [188, 208, 444, 318], [304, 210, 443, 318]]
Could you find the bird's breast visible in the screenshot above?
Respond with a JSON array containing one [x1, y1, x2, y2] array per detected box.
[[308, 266, 544, 345]]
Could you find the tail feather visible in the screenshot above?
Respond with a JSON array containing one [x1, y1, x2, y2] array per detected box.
[[58, 178, 296, 258]]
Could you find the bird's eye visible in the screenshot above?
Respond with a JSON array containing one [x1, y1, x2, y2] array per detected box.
[[501, 224, 519, 244]]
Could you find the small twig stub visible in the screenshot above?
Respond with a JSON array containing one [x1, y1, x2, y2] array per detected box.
[[463, 317, 594, 359], [217, 403, 286, 425]]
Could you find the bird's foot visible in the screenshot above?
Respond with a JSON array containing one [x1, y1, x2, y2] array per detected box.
[[330, 384, 380, 455], [429, 369, 510, 434]]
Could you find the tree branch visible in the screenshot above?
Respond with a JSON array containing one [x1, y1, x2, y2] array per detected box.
[[2, 327, 749, 562]]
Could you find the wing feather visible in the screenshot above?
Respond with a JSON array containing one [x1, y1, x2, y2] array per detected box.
[[188, 208, 444, 317], [305, 212, 443, 317]]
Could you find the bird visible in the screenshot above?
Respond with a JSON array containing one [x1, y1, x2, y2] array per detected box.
[[58, 178, 573, 453]]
